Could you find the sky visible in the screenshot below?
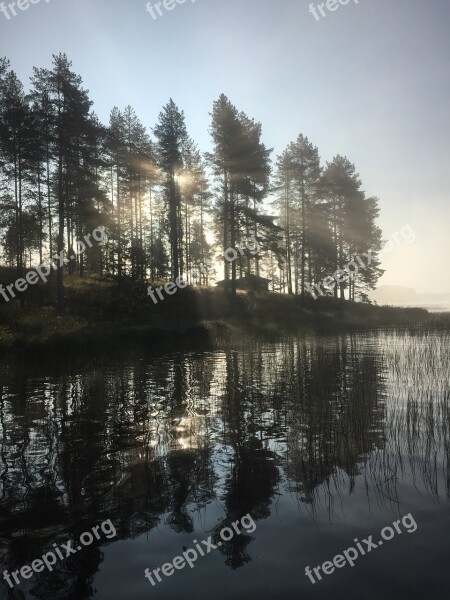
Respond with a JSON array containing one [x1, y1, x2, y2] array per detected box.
[[1, 0, 449, 293]]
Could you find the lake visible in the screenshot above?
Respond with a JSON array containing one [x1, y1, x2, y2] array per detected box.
[[0, 329, 449, 599]]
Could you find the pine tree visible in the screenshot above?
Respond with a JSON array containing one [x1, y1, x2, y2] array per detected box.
[[0, 70, 34, 275], [322, 155, 362, 299], [209, 95, 274, 295], [273, 149, 296, 294], [154, 99, 188, 280], [31, 54, 97, 311], [290, 135, 322, 295], [209, 94, 242, 292]]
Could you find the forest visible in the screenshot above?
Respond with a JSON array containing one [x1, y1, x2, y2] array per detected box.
[[0, 53, 384, 312]]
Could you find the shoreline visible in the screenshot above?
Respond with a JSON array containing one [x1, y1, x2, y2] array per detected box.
[[1, 275, 448, 357]]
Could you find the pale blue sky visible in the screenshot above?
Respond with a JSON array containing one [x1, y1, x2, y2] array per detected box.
[[1, 0, 449, 292]]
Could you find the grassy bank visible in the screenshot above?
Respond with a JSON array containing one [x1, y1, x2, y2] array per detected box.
[[0, 271, 446, 355]]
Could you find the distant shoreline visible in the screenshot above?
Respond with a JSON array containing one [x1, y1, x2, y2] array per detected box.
[[1, 276, 448, 357]]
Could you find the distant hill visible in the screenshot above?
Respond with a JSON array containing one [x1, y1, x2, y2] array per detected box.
[[371, 285, 419, 305], [371, 286, 450, 312]]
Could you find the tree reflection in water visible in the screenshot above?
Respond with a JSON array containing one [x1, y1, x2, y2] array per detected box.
[[0, 331, 448, 598]]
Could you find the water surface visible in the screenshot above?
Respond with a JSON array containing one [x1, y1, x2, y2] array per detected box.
[[0, 330, 449, 599]]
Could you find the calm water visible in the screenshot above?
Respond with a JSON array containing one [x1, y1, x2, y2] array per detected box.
[[0, 330, 449, 599]]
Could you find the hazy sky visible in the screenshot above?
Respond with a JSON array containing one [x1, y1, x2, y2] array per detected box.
[[1, 0, 449, 293]]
